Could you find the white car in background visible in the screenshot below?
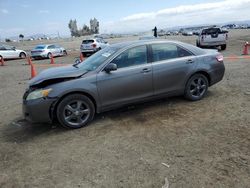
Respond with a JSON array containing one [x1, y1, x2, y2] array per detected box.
[[0, 44, 27, 60], [80, 38, 109, 56]]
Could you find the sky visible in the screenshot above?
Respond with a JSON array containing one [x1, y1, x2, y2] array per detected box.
[[0, 0, 250, 38]]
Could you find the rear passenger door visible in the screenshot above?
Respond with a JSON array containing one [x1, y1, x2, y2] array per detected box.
[[150, 43, 197, 95], [48, 45, 57, 56]]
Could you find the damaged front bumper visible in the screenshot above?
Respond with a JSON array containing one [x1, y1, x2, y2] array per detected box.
[[23, 90, 57, 123]]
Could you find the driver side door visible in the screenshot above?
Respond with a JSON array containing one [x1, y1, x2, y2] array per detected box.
[[97, 45, 153, 110]]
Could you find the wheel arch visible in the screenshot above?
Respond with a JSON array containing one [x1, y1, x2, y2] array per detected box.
[[19, 51, 26, 57], [50, 91, 98, 122], [187, 70, 211, 86]]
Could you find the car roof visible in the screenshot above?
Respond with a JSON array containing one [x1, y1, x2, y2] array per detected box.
[[35, 44, 60, 48], [82, 38, 96, 41], [110, 40, 185, 48], [110, 40, 205, 55]]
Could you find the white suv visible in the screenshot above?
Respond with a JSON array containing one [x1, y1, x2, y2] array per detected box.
[[80, 38, 109, 56], [196, 27, 228, 50]]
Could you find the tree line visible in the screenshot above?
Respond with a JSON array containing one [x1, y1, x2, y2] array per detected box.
[[68, 18, 99, 37]]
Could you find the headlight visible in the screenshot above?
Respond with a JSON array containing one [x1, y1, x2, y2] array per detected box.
[[26, 89, 52, 101]]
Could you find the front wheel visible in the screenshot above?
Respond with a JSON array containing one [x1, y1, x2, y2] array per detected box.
[[19, 52, 26, 59], [57, 94, 95, 129], [63, 50, 67, 56], [184, 74, 208, 101]]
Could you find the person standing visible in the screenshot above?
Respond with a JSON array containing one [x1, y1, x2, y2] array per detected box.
[[153, 26, 158, 38]]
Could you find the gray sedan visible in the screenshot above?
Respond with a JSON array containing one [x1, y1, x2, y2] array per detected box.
[[23, 40, 225, 128], [31, 44, 67, 59]]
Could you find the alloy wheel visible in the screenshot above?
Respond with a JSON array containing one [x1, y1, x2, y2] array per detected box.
[[63, 100, 90, 127], [189, 77, 207, 98]]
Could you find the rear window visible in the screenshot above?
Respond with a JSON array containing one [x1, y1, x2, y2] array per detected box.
[[82, 40, 94, 44], [202, 28, 221, 35], [35, 46, 46, 49]]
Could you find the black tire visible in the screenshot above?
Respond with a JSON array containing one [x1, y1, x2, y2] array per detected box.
[[63, 50, 67, 56], [221, 44, 227, 51], [57, 94, 95, 129], [19, 52, 26, 59], [184, 74, 208, 101], [196, 41, 200, 47], [47, 52, 52, 59], [81, 52, 86, 57]]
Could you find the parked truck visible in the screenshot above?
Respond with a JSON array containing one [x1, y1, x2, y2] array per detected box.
[[196, 27, 228, 50]]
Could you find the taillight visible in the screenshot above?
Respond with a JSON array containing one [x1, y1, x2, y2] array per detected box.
[[92, 43, 97, 48], [216, 54, 224, 62]]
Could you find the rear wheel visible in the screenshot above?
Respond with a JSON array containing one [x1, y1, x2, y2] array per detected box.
[[221, 44, 227, 51], [19, 52, 26, 59], [57, 94, 95, 129], [184, 74, 208, 101], [63, 50, 67, 56]]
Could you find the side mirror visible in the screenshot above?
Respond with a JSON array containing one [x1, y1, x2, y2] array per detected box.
[[105, 41, 108, 44], [104, 63, 117, 73], [12, 47, 16, 50]]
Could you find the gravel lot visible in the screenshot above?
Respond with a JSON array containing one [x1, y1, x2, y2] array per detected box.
[[0, 29, 250, 188]]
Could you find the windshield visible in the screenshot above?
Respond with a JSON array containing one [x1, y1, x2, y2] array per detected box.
[[202, 28, 221, 34], [35, 45, 46, 49], [76, 46, 118, 71]]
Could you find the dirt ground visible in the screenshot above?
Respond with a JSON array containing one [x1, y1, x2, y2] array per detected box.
[[0, 30, 250, 188]]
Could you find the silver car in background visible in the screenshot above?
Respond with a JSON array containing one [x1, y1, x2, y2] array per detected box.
[[31, 44, 67, 59], [80, 38, 109, 56], [0, 44, 26, 59], [23, 40, 225, 129]]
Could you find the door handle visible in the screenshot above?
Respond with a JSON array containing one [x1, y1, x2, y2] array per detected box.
[[141, 68, 151, 73], [186, 59, 194, 64]]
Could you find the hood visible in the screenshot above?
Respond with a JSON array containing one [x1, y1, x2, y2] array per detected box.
[[29, 65, 87, 87]]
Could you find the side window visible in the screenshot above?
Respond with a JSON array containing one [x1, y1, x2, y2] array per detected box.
[[112, 45, 147, 69], [177, 46, 193, 57], [48, 45, 55, 49], [4, 45, 13, 50], [152, 44, 178, 62]]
